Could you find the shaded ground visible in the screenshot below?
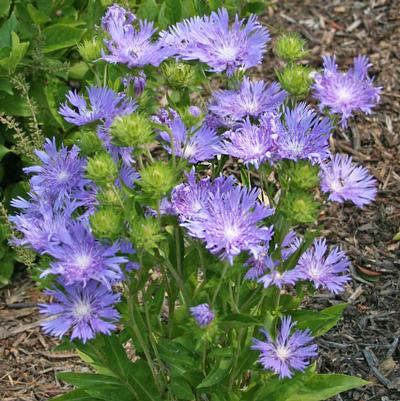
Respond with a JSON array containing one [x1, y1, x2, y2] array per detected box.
[[0, 0, 399, 400]]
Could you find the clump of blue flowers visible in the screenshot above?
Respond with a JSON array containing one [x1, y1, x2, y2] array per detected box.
[[10, 4, 378, 400]]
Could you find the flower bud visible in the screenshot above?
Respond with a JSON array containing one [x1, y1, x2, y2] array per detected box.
[[276, 64, 313, 97], [275, 33, 308, 62], [138, 161, 176, 203], [77, 38, 102, 62], [282, 190, 319, 224], [188, 105, 201, 118], [90, 207, 124, 239], [162, 61, 197, 89], [74, 129, 103, 156], [86, 152, 118, 187], [122, 71, 147, 97], [111, 113, 154, 148], [130, 217, 164, 253], [286, 160, 320, 189]]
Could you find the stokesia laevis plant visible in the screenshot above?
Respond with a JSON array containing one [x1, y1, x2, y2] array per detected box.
[[9, 4, 380, 401]]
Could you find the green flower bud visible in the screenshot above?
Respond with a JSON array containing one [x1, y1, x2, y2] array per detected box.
[[138, 162, 176, 203], [111, 113, 154, 148], [131, 218, 164, 253], [276, 64, 313, 97], [286, 160, 320, 189], [77, 38, 102, 62], [90, 208, 124, 239], [97, 187, 124, 207], [73, 129, 103, 156], [86, 152, 118, 187], [162, 61, 197, 89], [281, 190, 319, 224], [275, 33, 308, 62]]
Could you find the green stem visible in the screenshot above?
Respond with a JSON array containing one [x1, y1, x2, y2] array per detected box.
[[211, 261, 230, 306], [127, 291, 163, 393]]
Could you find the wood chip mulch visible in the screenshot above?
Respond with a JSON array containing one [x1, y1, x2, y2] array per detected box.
[[1, 0, 399, 400]]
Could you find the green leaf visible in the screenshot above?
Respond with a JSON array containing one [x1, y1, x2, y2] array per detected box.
[[168, 377, 195, 400], [0, 14, 17, 47], [165, 0, 182, 24], [197, 359, 231, 389], [291, 304, 347, 336], [0, 0, 11, 18], [57, 373, 123, 388], [69, 62, 89, 80], [101, 334, 133, 379], [219, 313, 262, 329], [26, 4, 51, 25], [50, 389, 103, 401], [0, 144, 10, 161], [7, 31, 29, 73], [0, 77, 12, 94], [137, 0, 159, 22], [0, 258, 14, 288], [126, 360, 162, 401], [252, 371, 369, 401], [158, 338, 196, 375], [43, 24, 85, 53]]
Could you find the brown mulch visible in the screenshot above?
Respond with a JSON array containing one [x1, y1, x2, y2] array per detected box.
[[1, 0, 399, 400]]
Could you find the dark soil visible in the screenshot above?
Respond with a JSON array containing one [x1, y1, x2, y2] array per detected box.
[[0, 0, 399, 400]]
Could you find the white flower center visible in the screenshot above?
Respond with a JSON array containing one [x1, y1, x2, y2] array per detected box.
[[57, 170, 70, 182], [73, 301, 91, 319], [218, 44, 239, 61], [184, 143, 196, 158], [75, 254, 92, 270], [242, 100, 259, 114], [329, 179, 344, 193], [335, 86, 352, 103], [308, 263, 321, 278], [224, 224, 240, 241], [276, 345, 291, 361], [287, 140, 304, 156]]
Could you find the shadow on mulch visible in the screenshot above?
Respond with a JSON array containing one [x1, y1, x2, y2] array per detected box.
[[0, 1, 399, 400]]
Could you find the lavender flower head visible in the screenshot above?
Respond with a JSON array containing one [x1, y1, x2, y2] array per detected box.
[[39, 280, 120, 343], [42, 223, 127, 288], [168, 169, 236, 222], [160, 8, 270, 75], [257, 266, 301, 289], [313, 55, 381, 128], [222, 118, 277, 169], [209, 78, 286, 124], [182, 184, 274, 264], [320, 153, 377, 208], [296, 238, 350, 294], [275, 103, 332, 163], [23, 138, 89, 209], [244, 247, 275, 280], [101, 4, 170, 68], [59, 86, 136, 126], [252, 316, 317, 379], [122, 71, 147, 97], [159, 113, 222, 163], [190, 303, 215, 327]]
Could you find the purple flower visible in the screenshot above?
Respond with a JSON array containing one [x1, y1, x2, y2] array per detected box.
[[281, 230, 301, 260], [320, 154, 377, 208], [209, 78, 286, 124], [188, 106, 201, 117], [160, 8, 270, 75], [244, 248, 276, 280], [122, 71, 147, 96], [101, 4, 170, 68], [275, 103, 332, 163], [182, 184, 274, 264], [59, 86, 136, 126], [23, 139, 89, 209], [252, 316, 317, 379], [168, 169, 236, 221], [296, 238, 350, 294], [159, 114, 222, 163], [9, 197, 74, 253], [190, 303, 215, 327], [42, 223, 127, 288], [257, 267, 301, 289], [313, 55, 381, 128], [222, 118, 277, 169], [39, 280, 120, 343]]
